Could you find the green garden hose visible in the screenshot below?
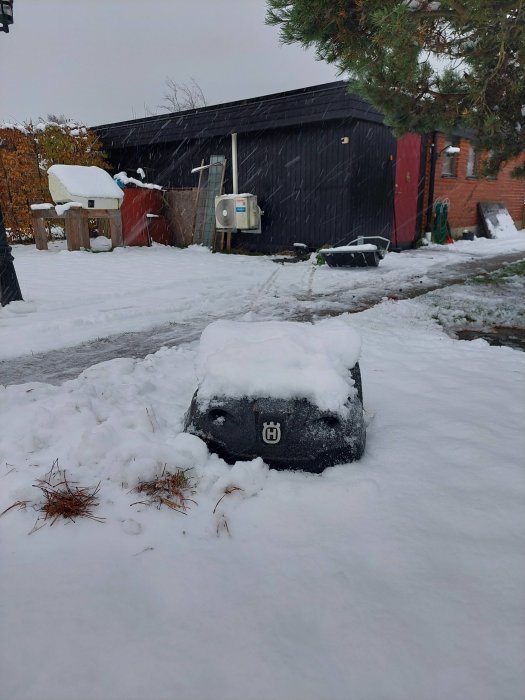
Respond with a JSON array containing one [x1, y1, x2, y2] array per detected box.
[[432, 200, 452, 244]]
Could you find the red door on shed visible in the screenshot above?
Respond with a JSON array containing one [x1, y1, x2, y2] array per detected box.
[[121, 188, 172, 246], [393, 133, 423, 248]]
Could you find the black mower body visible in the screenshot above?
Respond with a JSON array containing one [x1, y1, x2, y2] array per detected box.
[[184, 364, 366, 473]]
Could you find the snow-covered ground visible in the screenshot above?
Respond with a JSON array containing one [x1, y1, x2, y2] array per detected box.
[[419, 259, 525, 333], [2, 232, 525, 362], [1, 233, 524, 699]]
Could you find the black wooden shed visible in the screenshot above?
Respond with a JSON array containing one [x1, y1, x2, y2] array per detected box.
[[95, 82, 397, 253]]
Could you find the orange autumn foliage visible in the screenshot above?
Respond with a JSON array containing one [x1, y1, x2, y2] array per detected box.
[[0, 121, 108, 243]]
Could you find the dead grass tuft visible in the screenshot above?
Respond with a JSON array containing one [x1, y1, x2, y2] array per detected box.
[[131, 466, 196, 514], [30, 459, 104, 533], [213, 486, 243, 514], [0, 500, 29, 517]]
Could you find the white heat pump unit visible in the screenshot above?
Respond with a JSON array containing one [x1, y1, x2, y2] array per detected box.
[[215, 194, 262, 233]]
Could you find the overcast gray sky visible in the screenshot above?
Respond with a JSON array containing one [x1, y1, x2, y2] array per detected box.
[[1, 0, 339, 126]]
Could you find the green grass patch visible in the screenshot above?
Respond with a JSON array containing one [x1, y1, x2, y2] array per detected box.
[[470, 260, 525, 285]]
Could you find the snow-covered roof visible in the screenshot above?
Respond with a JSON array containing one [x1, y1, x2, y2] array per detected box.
[[48, 165, 124, 200], [196, 319, 362, 415]]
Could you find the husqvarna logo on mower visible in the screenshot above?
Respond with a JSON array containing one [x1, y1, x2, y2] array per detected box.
[[262, 421, 281, 444]]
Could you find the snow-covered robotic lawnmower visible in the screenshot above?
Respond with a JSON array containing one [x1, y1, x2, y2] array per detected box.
[[184, 320, 366, 473]]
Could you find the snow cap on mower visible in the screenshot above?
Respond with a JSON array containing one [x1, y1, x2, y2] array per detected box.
[[184, 320, 366, 473]]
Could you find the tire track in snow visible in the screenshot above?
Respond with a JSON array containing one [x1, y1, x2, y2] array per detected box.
[[2, 252, 523, 387], [306, 265, 317, 299], [248, 267, 282, 314]]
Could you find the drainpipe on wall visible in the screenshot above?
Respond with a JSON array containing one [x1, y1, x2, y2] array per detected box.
[[425, 131, 438, 232], [231, 133, 238, 195]]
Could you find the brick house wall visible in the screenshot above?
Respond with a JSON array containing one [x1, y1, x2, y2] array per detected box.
[[429, 133, 525, 235]]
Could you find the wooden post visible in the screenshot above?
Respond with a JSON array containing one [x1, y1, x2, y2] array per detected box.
[[80, 212, 90, 249], [213, 230, 230, 252], [109, 211, 123, 248], [65, 210, 83, 251], [32, 212, 48, 250]]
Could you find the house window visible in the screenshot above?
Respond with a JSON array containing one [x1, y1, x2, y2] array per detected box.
[[486, 151, 497, 180], [466, 144, 478, 178], [441, 137, 459, 177]]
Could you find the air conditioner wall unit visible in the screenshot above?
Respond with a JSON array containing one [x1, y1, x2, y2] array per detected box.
[[215, 194, 262, 233]]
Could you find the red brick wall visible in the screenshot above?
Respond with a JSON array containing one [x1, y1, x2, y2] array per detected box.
[[431, 133, 525, 232]]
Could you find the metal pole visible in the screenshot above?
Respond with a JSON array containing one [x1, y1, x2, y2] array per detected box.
[[425, 131, 438, 232], [0, 2, 22, 305], [0, 204, 23, 306], [1, 0, 13, 33], [231, 133, 238, 195]]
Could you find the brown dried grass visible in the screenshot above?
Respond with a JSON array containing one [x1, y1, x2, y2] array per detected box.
[[131, 466, 196, 514], [213, 486, 243, 514], [30, 459, 103, 533], [0, 500, 29, 517]]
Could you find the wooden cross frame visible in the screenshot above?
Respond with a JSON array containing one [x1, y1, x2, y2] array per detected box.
[[31, 208, 123, 251]]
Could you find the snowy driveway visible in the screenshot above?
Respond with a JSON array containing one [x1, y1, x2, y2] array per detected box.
[[2, 234, 525, 385]]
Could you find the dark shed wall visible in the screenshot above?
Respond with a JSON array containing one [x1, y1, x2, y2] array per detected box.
[[237, 121, 356, 251], [237, 120, 396, 250], [347, 121, 397, 241], [98, 84, 397, 253], [109, 136, 232, 189], [105, 120, 396, 253]]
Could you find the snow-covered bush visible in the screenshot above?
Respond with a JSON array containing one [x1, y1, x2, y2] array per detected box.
[[0, 118, 108, 243]]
